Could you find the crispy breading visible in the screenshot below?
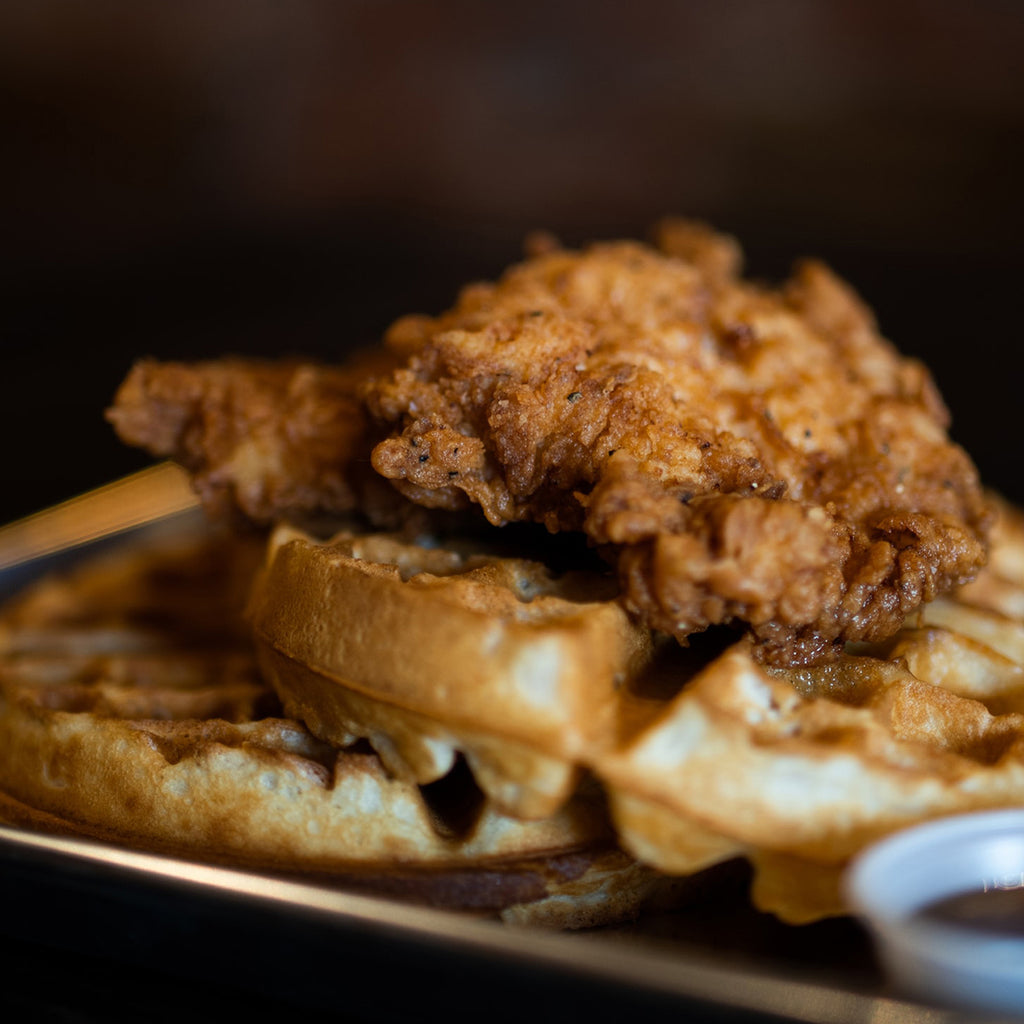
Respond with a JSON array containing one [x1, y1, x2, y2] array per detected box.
[[107, 353, 402, 526], [106, 221, 991, 665], [365, 221, 991, 664]]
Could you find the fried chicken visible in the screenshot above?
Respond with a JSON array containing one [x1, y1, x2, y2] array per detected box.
[[365, 220, 991, 664], [107, 353, 401, 526], [107, 221, 991, 665]]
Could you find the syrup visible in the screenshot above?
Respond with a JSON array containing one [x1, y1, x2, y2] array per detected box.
[[916, 886, 1024, 936]]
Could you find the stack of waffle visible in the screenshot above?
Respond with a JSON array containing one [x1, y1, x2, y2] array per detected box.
[[5, 493, 1022, 927], [245, 494, 1024, 923], [0, 524, 662, 928]]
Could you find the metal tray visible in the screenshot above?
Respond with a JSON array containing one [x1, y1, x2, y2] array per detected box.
[[0, 471, 1001, 1023]]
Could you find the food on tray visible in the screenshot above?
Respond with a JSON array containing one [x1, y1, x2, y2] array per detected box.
[[246, 493, 1024, 923], [4, 218, 1014, 927], [598, 498, 1024, 923], [0, 527, 663, 928]]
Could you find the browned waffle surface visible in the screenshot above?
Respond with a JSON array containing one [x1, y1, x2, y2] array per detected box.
[[247, 496, 1024, 925], [596, 495, 1024, 922], [250, 524, 651, 820], [0, 525, 659, 928], [11, 496, 1024, 928]]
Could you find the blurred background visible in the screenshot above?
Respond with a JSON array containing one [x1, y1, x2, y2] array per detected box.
[[2, 0, 1023, 522]]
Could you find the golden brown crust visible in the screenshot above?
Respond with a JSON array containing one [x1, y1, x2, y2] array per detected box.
[[106, 222, 990, 666], [107, 352, 405, 527], [365, 222, 991, 664]]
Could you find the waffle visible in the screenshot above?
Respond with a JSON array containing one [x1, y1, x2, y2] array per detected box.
[[0, 524, 663, 928], [249, 523, 652, 819], [22, 492, 1024, 927], [250, 496, 1024, 925], [595, 495, 1024, 923]]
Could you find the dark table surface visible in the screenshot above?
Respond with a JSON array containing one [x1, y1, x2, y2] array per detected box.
[[0, 824, 904, 1024]]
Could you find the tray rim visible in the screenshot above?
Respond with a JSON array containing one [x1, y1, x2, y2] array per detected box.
[[0, 823, 946, 1024]]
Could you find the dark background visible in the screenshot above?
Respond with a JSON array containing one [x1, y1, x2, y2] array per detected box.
[[3, 0, 1023, 523]]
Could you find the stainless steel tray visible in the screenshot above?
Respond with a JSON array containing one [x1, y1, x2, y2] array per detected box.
[[0, 472, 1001, 1023]]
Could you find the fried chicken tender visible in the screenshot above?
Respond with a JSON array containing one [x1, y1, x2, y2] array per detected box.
[[108, 354, 399, 525], [366, 220, 991, 665]]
